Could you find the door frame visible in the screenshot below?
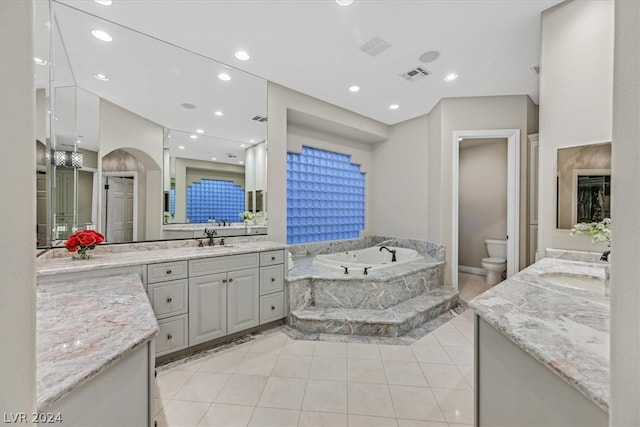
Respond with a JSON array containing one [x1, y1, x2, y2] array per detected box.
[[452, 129, 520, 290], [102, 172, 138, 242]]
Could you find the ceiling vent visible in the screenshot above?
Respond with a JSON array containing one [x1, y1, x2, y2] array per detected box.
[[399, 66, 431, 82], [252, 115, 267, 122], [225, 153, 237, 158], [359, 36, 391, 57]]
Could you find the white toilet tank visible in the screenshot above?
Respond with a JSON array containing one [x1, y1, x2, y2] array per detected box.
[[485, 239, 507, 259]]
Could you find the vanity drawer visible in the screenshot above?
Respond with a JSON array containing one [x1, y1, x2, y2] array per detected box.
[[155, 315, 188, 356], [148, 279, 187, 319], [189, 253, 259, 277], [260, 292, 284, 324], [147, 261, 188, 283], [260, 250, 284, 266], [260, 265, 284, 295]]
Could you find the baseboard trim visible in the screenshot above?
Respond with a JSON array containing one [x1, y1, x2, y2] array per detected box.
[[458, 265, 486, 276]]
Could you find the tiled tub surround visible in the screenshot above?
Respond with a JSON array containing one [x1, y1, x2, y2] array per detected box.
[[36, 273, 159, 410], [469, 256, 610, 411], [37, 238, 283, 277], [286, 237, 458, 337]]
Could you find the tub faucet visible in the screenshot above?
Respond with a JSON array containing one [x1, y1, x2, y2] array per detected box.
[[601, 250, 611, 261], [379, 246, 397, 262], [204, 228, 217, 246]]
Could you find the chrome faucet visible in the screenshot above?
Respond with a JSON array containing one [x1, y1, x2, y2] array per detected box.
[[379, 246, 397, 262], [204, 228, 217, 246], [601, 250, 611, 261]]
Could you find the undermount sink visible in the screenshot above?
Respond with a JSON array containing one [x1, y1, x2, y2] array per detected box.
[[540, 272, 605, 294]]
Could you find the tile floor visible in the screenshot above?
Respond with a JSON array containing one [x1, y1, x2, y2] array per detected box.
[[155, 273, 489, 427]]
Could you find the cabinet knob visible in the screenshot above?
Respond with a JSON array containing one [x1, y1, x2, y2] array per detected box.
[[229, 278, 234, 283], [166, 269, 172, 275], [222, 279, 227, 283], [271, 305, 276, 310], [271, 256, 276, 261], [271, 278, 276, 282], [166, 297, 172, 303], [154, 369, 157, 378], [167, 333, 173, 340]]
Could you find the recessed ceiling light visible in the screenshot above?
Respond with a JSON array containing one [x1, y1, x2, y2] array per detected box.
[[235, 50, 250, 61], [239, 161, 244, 165], [444, 73, 459, 82], [389, 104, 399, 110], [178, 145, 185, 150], [196, 129, 204, 134], [349, 85, 360, 92], [94, 0, 112, 5], [181, 102, 196, 110], [240, 144, 246, 148], [93, 73, 109, 81], [250, 139, 255, 143], [336, 0, 353, 5], [218, 73, 231, 81], [76, 139, 82, 144], [419, 50, 440, 63], [33, 57, 47, 65], [190, 134, 198, 140], [211, 157, 217, 160], [214, 111, 224, 117], [91, 29, 112, 42]]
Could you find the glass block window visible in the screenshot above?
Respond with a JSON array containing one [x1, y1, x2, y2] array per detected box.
[[169, 188, 176, 217], [287, 146, 365, 244], [186, 179, 245, 223]]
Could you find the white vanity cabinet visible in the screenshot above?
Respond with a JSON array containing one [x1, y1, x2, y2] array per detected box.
[[147, 261, 189, 356], [188, 253, 260, 346], [259, 250, 285, 324]]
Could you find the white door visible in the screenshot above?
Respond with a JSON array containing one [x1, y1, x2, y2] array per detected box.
[[106, 176, 134, 243]]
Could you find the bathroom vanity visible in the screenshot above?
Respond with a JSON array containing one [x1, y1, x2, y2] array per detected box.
[[470, 254, 609, 426]]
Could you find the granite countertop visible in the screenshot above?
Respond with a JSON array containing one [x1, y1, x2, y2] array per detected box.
[[36, 273, 159, 410], [469, 257, 609, 411], [37, 241, 286, 277]]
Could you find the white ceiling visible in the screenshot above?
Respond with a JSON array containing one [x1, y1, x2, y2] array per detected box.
[[37, 0, 562, 160]]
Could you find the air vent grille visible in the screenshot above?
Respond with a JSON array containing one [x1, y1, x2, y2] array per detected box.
[[252, 115, 268, 122], [359, 36, 391, 57], [399, 66, 431, 82]]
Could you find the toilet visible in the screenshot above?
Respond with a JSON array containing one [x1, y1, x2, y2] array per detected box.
[[481, 239, 507, 286]]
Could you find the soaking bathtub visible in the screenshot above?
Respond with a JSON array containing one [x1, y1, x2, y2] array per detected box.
[[312, 246, 420, 273]]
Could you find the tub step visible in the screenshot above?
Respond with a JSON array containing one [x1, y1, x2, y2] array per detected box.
[[289, 287, 459, 337]]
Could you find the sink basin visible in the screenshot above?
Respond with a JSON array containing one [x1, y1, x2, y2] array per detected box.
[[540, 272, 605, 294]]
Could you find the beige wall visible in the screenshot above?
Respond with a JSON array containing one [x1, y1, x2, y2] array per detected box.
[[538, 0, 614, 253], [610, 0, 640, 423], [0, 0, 36, 417], [459, 139, 508, 269]]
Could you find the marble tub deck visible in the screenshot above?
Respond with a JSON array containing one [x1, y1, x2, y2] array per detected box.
[[36, 273, 159, 410], [470, 256, 610, 411]]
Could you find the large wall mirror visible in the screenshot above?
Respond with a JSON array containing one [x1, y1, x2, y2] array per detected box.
[[556, 142, 611, 229], [35, 1, 268, 248]]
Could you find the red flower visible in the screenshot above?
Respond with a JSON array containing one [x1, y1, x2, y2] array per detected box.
[[64, 230, 104, 253]]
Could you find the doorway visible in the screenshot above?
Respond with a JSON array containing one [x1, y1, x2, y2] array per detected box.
[[103, 174, 136, 243], [452, 129, 520, 290]]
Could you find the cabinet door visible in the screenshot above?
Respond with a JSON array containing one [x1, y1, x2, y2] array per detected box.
[[227, 268, 260, 335], [189, 273, 227, 346]]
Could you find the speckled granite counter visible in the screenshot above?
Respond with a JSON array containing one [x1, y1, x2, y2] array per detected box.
[[469, 257, 609, 411], [37, 241, 285, 277], [36, 273, 159, 410]]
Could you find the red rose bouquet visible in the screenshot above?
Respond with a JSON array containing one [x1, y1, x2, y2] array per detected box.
[[64, 230, 105, 259]]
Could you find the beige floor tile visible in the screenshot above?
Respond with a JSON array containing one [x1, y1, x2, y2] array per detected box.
[[379, 345, 416, 362], [431, 388, 474, 425], [257, 377, 308, 410], [215, 374, 269, 406], [280, 339, 316, 356], [389, 385, 446, 422], [302, 379, 348, 413], [432, 329, 472, 347], [173, 371, 231, 402], [411, 334, 440, 346], [420, 364, 470, 390], [248, 407, 299, 427], [456, 365, 474, 389], [347, 342, 381, 360], [348, 414, 398, 427], [155, 400, 210, 427], [249, 333, 289, 355], [155, 398, 165, 415], [156, 370, 196, 401], [442, 346, 474, 366], [197, 403, 254, 427], [382, 361, 429, 387], [347, 382, 395, 418], [411, 346, 453, 365], [396, 420, 448, 427], [271, 354, 312, 378], [235, 352, 279, 376], [347, 358, 387, 384], [199, 350, 244, 373], [309, 356, 347, 381], [174, 356, 208, 372], [314, 341, 347, 358], [298, 411, 348, 427]]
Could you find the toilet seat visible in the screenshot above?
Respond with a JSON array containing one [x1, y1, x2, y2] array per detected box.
[[482, 257, 506, 265]]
